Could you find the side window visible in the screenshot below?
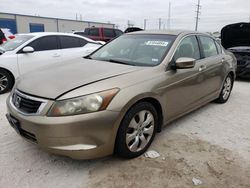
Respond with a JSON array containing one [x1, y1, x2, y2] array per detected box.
[[79, 39, 88, 47], [28, 36, 58, 51], [59, 36, 81, 49], [215, 40, 222, 54], [173, 36, 200, 61], [104, 28, 115, 38], [199, 36, 218, 58], [114, 30, 123, 37], [89, 28, 99, 36]]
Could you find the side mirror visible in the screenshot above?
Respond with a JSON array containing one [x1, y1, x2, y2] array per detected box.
[[22, 46, 34, 53], [175, 57, 196, 69]]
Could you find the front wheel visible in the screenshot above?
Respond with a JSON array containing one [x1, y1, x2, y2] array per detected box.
[[0, 69, 14, 94], [115, 102, 158, 158], [215, 74, 233, 104]]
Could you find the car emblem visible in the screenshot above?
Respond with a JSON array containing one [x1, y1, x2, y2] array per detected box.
[[15, 96, 21, 108]]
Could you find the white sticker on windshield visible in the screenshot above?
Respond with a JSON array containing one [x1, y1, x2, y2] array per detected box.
[[145, 41, 169, 47]]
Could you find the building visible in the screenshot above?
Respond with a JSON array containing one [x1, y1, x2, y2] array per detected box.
[[0, 12, 115, 34]]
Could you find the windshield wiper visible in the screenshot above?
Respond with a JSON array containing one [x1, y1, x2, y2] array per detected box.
[[83, 55, 92, 59], [108, 58, 136, 66]]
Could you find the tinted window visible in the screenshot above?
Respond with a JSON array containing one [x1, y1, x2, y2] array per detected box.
[[199, 36, 218, 58], [115, 30, 123, 37], [28, 36, 58, 51], [104, 28, 115, 37], [174, 36, 200, 61], [79, 39, 88, 46], [59, 36, 82, 49], [89, 28, 99, 36], [215, 41, 222, 54]]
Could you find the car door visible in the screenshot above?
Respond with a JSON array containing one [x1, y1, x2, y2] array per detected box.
[[164, 35, 208, 120], [17, 36, 61, 75], [58, 36, 94, 60], [197, 35, 225, 97]]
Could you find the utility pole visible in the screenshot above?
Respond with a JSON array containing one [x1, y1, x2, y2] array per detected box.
[[195, 0, 201, 31], [159, 18, 162, 30], [127, 20, 134, 28], [76, 13, 78, 20], [167, 2, 171, 30], [144, 19, 147, 30]]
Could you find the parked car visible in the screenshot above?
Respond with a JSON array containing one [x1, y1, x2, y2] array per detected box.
[[124, 27, 143, 33], [74, 27, 123, 42], [221, 22, 250, 78], [6, 30, 236, 159], [0, 32, 103, 94], [0, 28, 15, 44]]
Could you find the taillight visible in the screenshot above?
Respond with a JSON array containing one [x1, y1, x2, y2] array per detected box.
[[2, 38, 7, 42], [8, 35, 15, 39]]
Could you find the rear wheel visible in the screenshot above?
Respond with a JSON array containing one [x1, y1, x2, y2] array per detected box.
[[0, 69, 14, 94], [115, 102, 158, 158], [215, 74, 233, 103]]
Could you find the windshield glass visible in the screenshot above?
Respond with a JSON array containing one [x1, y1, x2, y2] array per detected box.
[[90, 34, 176, 66], [1, 35, 34, 51]]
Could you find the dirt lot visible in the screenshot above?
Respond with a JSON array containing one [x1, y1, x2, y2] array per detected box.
[[0, 80, 250, 188]]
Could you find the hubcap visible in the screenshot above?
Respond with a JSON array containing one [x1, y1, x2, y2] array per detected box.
[[0, 73, 8, 92], [126, 110, 155, 152], [222, 77, 232, 100]]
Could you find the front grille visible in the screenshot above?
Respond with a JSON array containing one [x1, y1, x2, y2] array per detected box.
[[12, 90, 46, 114]]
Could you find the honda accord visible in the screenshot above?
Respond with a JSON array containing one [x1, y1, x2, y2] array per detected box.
[[6, 30, 236, 159]]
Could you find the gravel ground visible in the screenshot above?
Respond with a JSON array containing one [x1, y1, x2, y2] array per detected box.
[[0, 80, 250, 188]]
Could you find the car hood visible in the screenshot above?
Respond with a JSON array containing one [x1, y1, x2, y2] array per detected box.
[[17, 59, 142, 99], [221, 22, 250, 49]]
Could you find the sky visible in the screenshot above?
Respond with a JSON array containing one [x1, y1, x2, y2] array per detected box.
[[1, 0, 250, 32]]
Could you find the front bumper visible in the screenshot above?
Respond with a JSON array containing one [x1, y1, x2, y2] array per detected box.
[[6, 95, 120, 160]]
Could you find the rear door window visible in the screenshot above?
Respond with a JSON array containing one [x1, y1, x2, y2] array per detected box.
[[59, 36, 83, 49], [215, 41, 222, 54], [104, 28, 115, 38], [28, 36, 59, 51], [199, 36, 218, 58]]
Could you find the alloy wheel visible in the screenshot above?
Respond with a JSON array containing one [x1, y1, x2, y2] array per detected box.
[[222, 77, 232, 100], [0, 73, 8, 92], [126, 110, 155, 152]]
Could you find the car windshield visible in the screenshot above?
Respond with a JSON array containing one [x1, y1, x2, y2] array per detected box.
[[0, 35, 34, 51], [90, 34, 176, 66]]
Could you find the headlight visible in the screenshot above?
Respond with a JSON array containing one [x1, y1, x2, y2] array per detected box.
[[47, 88, 119, 116]]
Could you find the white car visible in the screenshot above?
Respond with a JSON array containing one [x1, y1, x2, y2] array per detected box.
[[0, 32, 103, 94]]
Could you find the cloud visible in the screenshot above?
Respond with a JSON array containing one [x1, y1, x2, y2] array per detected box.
[[1, 0, 249, 32]]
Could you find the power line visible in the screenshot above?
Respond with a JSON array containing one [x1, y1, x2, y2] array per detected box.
[[144, 19, 147, 30], [159, 18, 162, 30], [195, 0, 201, 31], [167, 2, 171, 30]]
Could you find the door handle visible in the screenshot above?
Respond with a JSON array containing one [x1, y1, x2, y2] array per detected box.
[[198, 65, 207, 72], [52, 54, 60, 57]]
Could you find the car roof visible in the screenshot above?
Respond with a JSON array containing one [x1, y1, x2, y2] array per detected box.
[[126, 30, 202, 36], [17, 32, 98, 43]]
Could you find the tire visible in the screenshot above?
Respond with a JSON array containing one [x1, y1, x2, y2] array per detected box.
[[0, 69, 14, 94], [115, 102, 158, 158], [215, 74, 233, 104]]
